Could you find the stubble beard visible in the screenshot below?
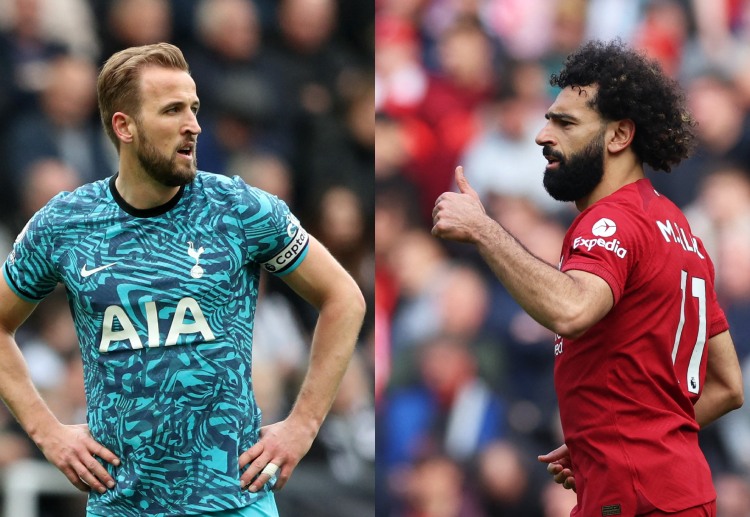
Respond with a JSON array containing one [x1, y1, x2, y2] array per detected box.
[[135, 126, 197, 188], [542, 130, 606, 202]]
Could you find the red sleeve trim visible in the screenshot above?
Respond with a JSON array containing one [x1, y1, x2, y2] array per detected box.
[[561, 261, 622, 305]]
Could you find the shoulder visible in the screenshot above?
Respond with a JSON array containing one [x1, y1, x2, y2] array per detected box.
[[29, 178, 110, 229], [193, 171, 278, 205], [580, 182, 658, 233]]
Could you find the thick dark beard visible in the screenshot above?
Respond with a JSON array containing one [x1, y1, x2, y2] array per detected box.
[[543, 131, 605, 202], [135, 124, 197, 188]]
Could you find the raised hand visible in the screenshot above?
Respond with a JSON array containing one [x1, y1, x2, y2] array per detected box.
[[431, 166, 488, 243]]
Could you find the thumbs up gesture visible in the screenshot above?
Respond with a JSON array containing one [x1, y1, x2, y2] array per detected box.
[[454, 165, 479, 199], [431, 166, 488, 243]]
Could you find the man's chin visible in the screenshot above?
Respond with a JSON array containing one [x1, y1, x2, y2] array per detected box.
[[157, 168, 196, 187], [174, 163, 197, 183]]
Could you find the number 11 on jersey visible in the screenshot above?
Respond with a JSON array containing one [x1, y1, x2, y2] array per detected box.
[[671, 270, 707, 394]]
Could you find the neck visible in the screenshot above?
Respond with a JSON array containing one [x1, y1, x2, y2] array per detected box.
[[575, 155, 645, 211], [116, 154, 181, 210]]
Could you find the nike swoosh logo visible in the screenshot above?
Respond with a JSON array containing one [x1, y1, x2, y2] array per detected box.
[[81, 263, 118, 278]]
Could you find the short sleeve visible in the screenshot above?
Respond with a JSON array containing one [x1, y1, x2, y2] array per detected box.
[[3, 206, 62, 302], [231, 177, 310, 277], [561, 203, 649, 305]]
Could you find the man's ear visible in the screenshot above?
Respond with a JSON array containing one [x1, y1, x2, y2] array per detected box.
[[112, 112, 135, 144], [607, 119, 635, 154]]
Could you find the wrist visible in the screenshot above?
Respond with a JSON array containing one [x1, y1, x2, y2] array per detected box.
[[22, 407, 61, 448], [474, 213, 504, 244], [286, 409, 322, 440]]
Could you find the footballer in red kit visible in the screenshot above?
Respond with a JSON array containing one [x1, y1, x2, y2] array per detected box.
[[432, 39, 743, 517], [555, 178, 726, 514]]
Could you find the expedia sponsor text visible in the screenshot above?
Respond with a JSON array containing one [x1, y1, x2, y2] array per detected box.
[[572, 236, 628, 258]]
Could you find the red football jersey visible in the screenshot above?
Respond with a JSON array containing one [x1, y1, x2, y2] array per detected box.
[[555, 179, 728, 516]]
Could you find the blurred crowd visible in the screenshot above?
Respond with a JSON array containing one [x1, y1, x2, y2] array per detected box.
[[375, 1, 750, 516], [0, 0, 375, 516]]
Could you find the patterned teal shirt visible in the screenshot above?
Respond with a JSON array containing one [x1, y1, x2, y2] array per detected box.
[[3, 172, 309, 516]]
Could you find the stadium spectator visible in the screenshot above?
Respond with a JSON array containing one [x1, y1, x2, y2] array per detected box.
[[0, 0, 69, 115], [382, 333, 507, 516], [651, 69, 750, 208], [3, 53, 115, 196], [460, 60, 562, 217], [266, 0, 365, 215], [300, 74, 375, 219], [231, 151, 296, 207], [97, 0, 173, 62], [251, 272, 310, 426], [630, 0, 689, 79], [375, 14, 427, 116], [397, 453, 482, 517], [385, 228, 451, 352], [184, 0, 294, 175], [403, 15, 498, 223], [432, 39, 743, 514], [475, 439, 546, 517], [684, 163, 750, 359], [278, 353, 376, 517]]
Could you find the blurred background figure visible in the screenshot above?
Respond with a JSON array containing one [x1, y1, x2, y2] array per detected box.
[[398, 454, 482, 517], [0, 158, 82, 255], [96, 0, 173, 59], [715, 472, 750, 517], [382, 333, 506, 516], [184, 0, 293, 174], [475, 439, 546, 516], [0, 1, 374, 516], [1, 51, 113, 220], [542, 480, 579, 517]]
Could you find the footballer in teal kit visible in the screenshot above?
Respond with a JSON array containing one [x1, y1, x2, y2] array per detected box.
[[0, 43, 365, 517], [5, 172, 307, 515]]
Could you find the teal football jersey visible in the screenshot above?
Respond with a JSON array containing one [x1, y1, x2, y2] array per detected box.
[[3, 172, 309, 516]]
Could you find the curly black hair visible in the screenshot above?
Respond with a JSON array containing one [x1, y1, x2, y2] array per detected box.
[[550, 39, 696, 172]]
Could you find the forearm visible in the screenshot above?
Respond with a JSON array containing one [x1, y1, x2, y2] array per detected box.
[[0, 333, 61, 446], [695, 331, 744, 428], [287, 289, 365, 435], [472, 216, 601, 337], [694, 384, 741, 428]]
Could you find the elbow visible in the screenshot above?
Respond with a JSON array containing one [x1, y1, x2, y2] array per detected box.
[[340, 276, 367, 323], [729, 385, 744, 411], [727, 368, 745, 411], [718, 379, 745, 413], [549, 307, 593, 341], [554, 324, 588, 341], [351, 287, 367, 322]]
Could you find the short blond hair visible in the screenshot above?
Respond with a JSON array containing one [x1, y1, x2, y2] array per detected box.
[[97, 42, 190, 151]]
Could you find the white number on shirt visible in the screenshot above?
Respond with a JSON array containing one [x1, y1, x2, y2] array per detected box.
[[671, 270, 707, 394]]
